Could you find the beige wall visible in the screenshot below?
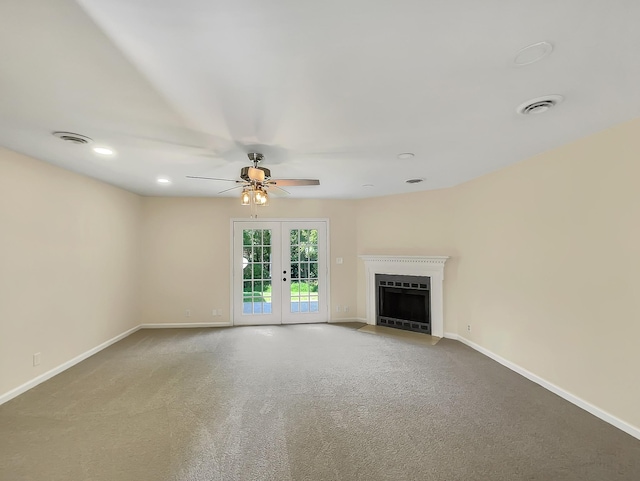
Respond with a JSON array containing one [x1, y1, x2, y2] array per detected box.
[[139, 197, 358, 325], [0, 148, 141, 395], [355, 118, 640, 430], [355, 188, 459, 331], [451, 119, 640, 429]]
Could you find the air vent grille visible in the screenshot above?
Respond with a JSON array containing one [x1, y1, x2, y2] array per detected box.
[[517, 95, 564, 115], [521, 100, 555, 115], [52, 131, 93, 145]]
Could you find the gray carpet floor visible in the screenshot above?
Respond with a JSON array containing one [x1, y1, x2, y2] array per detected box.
[[1, 323, 639, 481]]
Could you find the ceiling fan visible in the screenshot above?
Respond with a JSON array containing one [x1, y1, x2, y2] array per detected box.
[[187, 152, 320, 205]]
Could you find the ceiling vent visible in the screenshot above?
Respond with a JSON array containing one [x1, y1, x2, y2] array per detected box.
[[52, 131, 93, 145], [405, 178, 424, 184], [517, 95, 564, 115]]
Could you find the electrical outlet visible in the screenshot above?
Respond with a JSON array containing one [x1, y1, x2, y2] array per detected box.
[[212, 309, 217, 316], [336, 257, 343, 264], [467, 324, 471, 332], [344, 305, 350, 313], [33, 352, 41, 366], [185, 309, 191, 317], [336, 305, 342, 313]]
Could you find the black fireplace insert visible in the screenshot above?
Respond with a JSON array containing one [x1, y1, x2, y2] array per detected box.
[[376, 274, 430, 334]]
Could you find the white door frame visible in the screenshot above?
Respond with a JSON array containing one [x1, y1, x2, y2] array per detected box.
[[230, 218, 331, 325]]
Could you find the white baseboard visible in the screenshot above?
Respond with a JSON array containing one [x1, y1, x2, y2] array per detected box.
[[329, 318, 367, 323], [0, 325, 141, 406], [140, 322, 232, 329], [452, 334, 640, 441], [444, 331, 459, 339]]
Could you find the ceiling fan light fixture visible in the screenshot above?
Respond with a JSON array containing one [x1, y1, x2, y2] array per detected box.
[[191, 152, 318, 207], [241, 188, 251, 205], [254, 187, 269, 206]]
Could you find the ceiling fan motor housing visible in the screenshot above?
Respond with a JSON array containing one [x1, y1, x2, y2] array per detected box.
[[241, 166, 271, 182]]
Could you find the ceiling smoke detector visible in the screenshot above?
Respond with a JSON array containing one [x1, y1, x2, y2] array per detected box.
[[405, 178, 424, 184], [512, 41, 554, 66], [517, 95, 564, 115], [52, 131, 93, 145]]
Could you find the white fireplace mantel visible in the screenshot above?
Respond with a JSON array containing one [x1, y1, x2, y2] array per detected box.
[[360, 255, 449, 338]]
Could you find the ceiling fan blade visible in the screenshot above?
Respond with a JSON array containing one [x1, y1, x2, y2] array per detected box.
[[268, 184, 291, 196], [218, 185, 246, 194], [271, 179, 320, 186], [186, 175, 241, 183]]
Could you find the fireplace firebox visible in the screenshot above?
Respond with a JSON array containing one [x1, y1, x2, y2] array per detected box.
[[375, 274, 431, 334]]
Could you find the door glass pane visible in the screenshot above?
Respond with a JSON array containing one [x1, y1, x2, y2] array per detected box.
[[263, 280, 271, 296], [253, 264, 263, 279], [289, 228, 319, 314], [242, 229, 272, 316], [291, 263, 299, 280]]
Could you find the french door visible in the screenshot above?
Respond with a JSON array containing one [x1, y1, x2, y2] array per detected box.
[[232, 220, 328, 325]]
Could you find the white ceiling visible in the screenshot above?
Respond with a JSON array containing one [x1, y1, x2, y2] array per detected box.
[[1, 0, 639, 198]]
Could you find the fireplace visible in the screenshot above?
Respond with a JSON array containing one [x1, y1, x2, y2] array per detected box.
[[376, 274, 431, 334], [360, 255, 449, 338]]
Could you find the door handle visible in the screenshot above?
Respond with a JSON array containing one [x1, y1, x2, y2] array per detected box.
[[283, 278, 287, 282], [283, 270, 287, 274]]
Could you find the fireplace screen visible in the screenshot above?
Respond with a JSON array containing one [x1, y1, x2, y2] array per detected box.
[[376, 274, 430, 334]]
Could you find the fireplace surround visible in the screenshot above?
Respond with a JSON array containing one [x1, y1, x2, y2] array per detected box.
[[360, 255, 449, 337]]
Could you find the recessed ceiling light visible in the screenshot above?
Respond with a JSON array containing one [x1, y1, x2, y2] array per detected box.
[[362, 184, 374, 188], [405, 178, 424, 184], [397, 153, 415, 160], [93, 147, 114, 155], [512, 41, 554, 66], [157, 178, 171, 184]]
